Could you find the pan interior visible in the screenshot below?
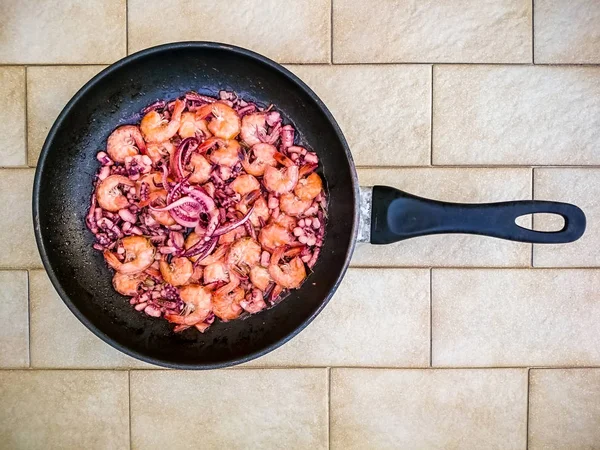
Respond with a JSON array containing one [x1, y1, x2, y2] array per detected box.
[[34, 43, 358, 368]]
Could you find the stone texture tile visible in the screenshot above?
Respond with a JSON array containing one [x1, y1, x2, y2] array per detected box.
[[0, 67, 26, 167], [529, 369, 600, 450], [331, 368, 527, 450], [433, 66, 600, 165], [533, 169, 599, 267], [287, 65, 431, 166], [128, 0, 330, 63], [0, 370, 129, 450], [27, 66, 105, 166], [0, 169, 40, 268], [29, 270, 149, 368], [0, 271, 28, 368], [333, 0, 531, 63], [535, 0, 600, 64], [0, 1, 125, 64], [432, 269, 600, 367], [131, 369, 328, 449], [246, 269, 429, 367], [353, 168, 532, 267]]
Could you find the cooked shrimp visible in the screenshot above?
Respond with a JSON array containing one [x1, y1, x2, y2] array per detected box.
[[141, 99, 185, 143], [106, 125, 146, 163], [271, 212, 297, 230], [249, 196, 270, 227], [279, 193, 312, 217], [96, 175, 135, 212], [112, 272, 146, 296], [230, 174, 260, 196], [258, 223, 292, 251], [212, 276, 244, 321], [187, 153, 212, 184], [104, 236, 156, 274], [148, 190, 176, 226], [249, 266, 271, 291], [189, 265, 203, 284], [240, 113, 267, 146], [241, 143, 277, 176], [263, 164, 299, 195], [145, 141, 175, 164], [165, 284, 212, 327], [196, 102, 241, 139], [159, 256, 193, 286], [218, 226, 247, 245], [204, 262, 229, 284], [227, 237, 261, 270], [209, 139, 240, 167], [196, 244, 229, 266], [136, 172, 163, 197], [240, 288, 267, 314], [268, 248, 307, 289], [178, 112, 211, 139], [294, 172, 323, 201]]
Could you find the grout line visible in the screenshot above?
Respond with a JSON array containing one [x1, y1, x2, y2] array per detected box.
[[128, 370, 132, 450], [430, 66, 434, 165], [531, 0, 535, 64], [24, 66, 29, 167], [526, 368, 531, 449], [327, 367, 331, 449], [356, 164, 600, 169], [429, 268, 433, 367], [26, 270, 31, 368], [330, 0, 334, 64]]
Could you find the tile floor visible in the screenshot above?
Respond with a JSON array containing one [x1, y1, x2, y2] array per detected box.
[[1, 0, 599, 448]]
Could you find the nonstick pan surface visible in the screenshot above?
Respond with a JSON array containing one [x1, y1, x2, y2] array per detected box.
[[33, 42, 359, 368]]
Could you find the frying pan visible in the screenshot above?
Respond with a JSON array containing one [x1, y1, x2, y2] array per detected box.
[[33, 42, 586, 369]]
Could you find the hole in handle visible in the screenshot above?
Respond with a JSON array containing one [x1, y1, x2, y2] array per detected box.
[[515, 213, 565, 232]]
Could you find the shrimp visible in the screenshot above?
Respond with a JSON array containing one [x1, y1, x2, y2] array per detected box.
[[249, 266, 271, 291], [227, 237, 261, 270], [196, 102, 241, 140], [279, 193, 312, 217], [112, 272, 146, 296], [136, 171, 163, 197], [240, 113, 266, 146], [189, 265, 203, 284], [241, 143, 277, 176], [104, 236, 156, 274], [204, 262, 229, 284], [209, 139, 240, 167], [212, 275, 244, 321], [165, 284, 212, 327], [96, 175, 135, 212], [148, 190, 176, 226], [258, 223, 292, 251], [294, 172, 323, 201], [263, 154, 299, 194], [187, 153, 212, 184], [159, 256, 193, 286], [268, 247, 307, 289], [106, 125, 146, 163], [249, 196, 270, 227], [178, 112, 211, 139], [140, 99, 185, 143], [218, 226, 247, 245], [196, 244, 229, 266], [240, 288, 267, 314], [230, 174, 260, 196], [145, 141, 175, 164], [271, 212, 297, 230]]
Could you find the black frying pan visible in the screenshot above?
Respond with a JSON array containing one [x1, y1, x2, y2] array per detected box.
[[33, 42, 586, 369]]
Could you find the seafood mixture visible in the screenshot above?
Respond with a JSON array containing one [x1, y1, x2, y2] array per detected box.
[[86, 91, 327, 333]]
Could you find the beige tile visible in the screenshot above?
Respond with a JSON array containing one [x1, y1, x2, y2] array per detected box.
[[287, 65, 431, 166], [0, 370, 128, 449], [128, 0, 330, 63], [0, 271, 28, 368], [529, 369, 600, 450], [535, 0, 600, 64], [246, 269, 429, 367], [533, 169, 599, 267], [333, 0, 531, 63], [432, 269, 600, 366], [331, 368, 527, 450], [353, 168, 532, 267], [27, 66, 105, 166], [29, 270, 149, 368], [131, 369, 328, 449], [0, 68, 26, 166], [0, 169, 40, 268], [0, 1, 125, 64], [433, 66, 600, 165]]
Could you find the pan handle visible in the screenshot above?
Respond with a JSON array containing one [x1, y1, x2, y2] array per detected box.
[[370, 185, 586, 245]]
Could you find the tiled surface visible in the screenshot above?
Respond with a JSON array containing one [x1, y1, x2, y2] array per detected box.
[[433, 65, 600, 165], [0, 370, 129, 449], [529, 369, 600, 449], [535, 0, 600, 64], [128, 0, 331, 63], [0, 67, 26, 166], [27, 66, 106, 166], [333, 0, 532, 63], [3, 1, 600, 448], [331, 368, 528, 449], [0, 0, 126, 64], [432, 269, 600, 367], [0, 271, 28, 368], [131, 369, 328, 449]]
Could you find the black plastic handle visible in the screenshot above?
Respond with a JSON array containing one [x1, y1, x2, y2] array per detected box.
[[371, 185, 586, 245]]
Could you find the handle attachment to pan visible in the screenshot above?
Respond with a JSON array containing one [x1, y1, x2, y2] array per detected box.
[[369, 185, 586, 245]]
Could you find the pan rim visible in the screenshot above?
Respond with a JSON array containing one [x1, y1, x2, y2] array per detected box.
[[32, 41, 360, 369]]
